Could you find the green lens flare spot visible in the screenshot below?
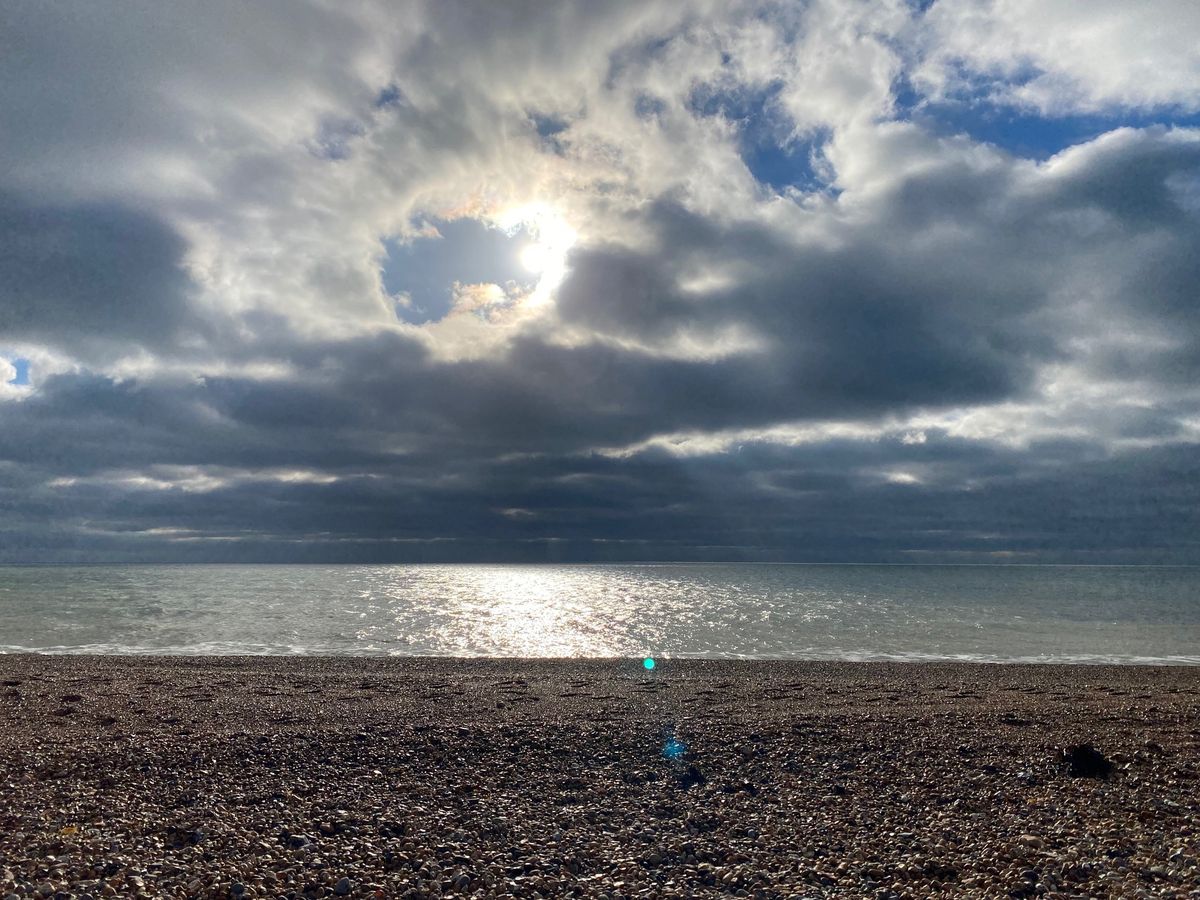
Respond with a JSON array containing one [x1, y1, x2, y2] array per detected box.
[[643, 657, 656, 670]]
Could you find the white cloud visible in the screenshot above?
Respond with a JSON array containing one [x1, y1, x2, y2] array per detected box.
[[775, 0, 909, 132], [917, 0, 1200, 114], [0, 358, 19, 401]]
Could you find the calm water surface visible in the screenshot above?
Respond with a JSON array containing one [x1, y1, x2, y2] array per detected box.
[[1, 564, 1198, 663]]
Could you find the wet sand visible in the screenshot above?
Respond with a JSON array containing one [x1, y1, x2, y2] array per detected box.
[[1, 656, 1199, 898]]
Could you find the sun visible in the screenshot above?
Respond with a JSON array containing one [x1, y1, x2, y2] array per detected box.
[[496, 203, 577, 298], [519, 241, 553, 274]]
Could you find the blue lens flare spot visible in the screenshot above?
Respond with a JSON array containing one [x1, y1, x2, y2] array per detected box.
[[663, 738, 686, 760], [643, 657, 655, 670]]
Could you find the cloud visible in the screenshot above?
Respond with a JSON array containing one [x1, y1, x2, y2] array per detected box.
[[916, 0, 1200, 115], [0, 193, 200, 361], [0, 1, 1198, 562]]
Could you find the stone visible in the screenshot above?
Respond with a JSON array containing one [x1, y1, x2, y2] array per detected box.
[[1060, 744, 1114, 779], [333, 877, 351, 896]]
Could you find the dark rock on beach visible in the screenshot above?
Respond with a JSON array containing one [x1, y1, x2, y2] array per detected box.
[[1059, 743, 1115, 779]]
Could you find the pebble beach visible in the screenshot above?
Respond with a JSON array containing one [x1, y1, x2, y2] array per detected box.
[[1, 656, 1198, 899]]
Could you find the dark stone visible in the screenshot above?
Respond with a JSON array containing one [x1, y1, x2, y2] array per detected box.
[[929, 864, 958, 881], [1060, 744, 1114, 779], [677, 765, 706, 789], [687, 814, 721, 833], [164, 825, 206, 848], [1000, 714, 1034, 726], [377, 820, 406, 838]]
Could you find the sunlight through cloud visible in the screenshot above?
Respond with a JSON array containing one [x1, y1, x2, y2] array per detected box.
[[496, 203, 577, 304]]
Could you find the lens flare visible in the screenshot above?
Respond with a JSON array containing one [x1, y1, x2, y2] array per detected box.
[[643, 657, 655, 670]]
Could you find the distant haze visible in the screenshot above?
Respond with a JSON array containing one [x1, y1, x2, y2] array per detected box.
[[2, 1, 1199, 563]]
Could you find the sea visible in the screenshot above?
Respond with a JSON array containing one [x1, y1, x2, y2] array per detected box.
[[1, 563, 1198, 663]]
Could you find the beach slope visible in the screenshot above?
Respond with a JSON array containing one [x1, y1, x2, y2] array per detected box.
[[1, 657, 1198, 898]]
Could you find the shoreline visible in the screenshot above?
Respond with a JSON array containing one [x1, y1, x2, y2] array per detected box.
[[3, 657, 1199, 898], [4, 652, 1200, 667]]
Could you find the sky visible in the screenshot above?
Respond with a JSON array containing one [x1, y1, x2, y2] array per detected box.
[[1, 0, 1199, 564]]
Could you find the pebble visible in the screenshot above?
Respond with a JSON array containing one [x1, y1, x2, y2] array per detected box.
[[1, 657, 1197, 900]]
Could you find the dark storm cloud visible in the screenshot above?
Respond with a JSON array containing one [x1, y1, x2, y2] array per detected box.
[[1, 1, 1199, 562], [0, 194, 200, 358], [560, 205, 1035, 412], [4, 429, 1197, 564]]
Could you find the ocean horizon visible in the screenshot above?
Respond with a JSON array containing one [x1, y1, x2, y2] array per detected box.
[[4, 562, 1198, 664]]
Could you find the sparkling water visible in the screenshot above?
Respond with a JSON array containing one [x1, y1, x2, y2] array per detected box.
[[1, 563, 1198, 663]]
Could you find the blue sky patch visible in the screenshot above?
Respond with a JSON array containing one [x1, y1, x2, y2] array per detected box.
[[743, 131, 830, 193], [531, 113, 568, 138], [375, 84, 404, 109], [382, 219, 535, 324], [687, 79, 826, 191], [530, 112, 570, 154], [894, 74, 1200, 159], [924, 103, 1200, 160], [7, 357, 30, 386], [687, 78, 784, 122]]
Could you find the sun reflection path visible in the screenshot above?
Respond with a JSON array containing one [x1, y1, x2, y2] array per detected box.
[[465, 566, 624, 657]]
